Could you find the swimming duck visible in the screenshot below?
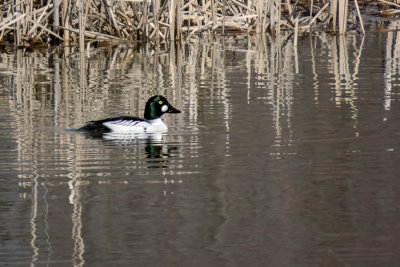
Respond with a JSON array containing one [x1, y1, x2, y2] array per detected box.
[[79, 95, 181, 134]]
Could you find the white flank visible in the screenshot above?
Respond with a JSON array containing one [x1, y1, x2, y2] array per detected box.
[[103, 118, 168, 133]]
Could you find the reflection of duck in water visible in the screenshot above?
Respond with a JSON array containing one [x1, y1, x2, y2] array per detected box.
[[145, 139, 178, 168], [78, 95, 181, 136]]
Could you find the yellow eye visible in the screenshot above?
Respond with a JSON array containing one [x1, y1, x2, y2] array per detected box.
[[158, 101, 163, 105]]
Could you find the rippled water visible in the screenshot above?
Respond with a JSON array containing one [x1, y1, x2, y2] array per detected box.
[[1, 31, 400, 266]]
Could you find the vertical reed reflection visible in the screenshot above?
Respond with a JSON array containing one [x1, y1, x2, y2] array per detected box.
[[69, 178, 85, 267], [247, 33, 296, 158], [331, 34, 364, 132], [1, 43, 190, 264], [1, 30, 400, 265], [383, 21, 400, 111]]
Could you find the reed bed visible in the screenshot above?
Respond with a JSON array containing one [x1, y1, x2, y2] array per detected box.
[[0, 0, 396, 48]]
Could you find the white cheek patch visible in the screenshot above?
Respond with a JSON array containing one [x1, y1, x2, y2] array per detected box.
[[161, 105, 168, 112]]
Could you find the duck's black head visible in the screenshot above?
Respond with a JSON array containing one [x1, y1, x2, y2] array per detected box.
[[144, 95, 181, 120]]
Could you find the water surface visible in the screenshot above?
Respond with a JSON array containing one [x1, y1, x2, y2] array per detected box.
[[1, 31, 400, 266]]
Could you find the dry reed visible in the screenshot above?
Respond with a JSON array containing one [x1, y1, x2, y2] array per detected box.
[[0, 0, 393, 48]]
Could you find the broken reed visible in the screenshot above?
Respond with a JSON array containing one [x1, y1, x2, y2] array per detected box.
[[0, 0, 387, 48]]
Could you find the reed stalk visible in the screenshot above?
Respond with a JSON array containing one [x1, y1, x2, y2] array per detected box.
[[338, 0, 348, 34], [176, 0, 182, 40], [169, 0, 176, 41], [330, 0, 337, 32], [62, 0, 70, 45], [53, 0, 60, 34], [153, 0, 160, 45], [294, 15, 299, 47], [211, 0, 215, 34], [78, 0, 84, 53], [354, 0, 365, 35], [308, 3, 329, 28], [0, 0, 377, 47], [276, 0, 281, 35]]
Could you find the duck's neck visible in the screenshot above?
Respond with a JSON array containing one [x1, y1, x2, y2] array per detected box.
[[147, 118, 163, 124], [144, 102, 162, 120]]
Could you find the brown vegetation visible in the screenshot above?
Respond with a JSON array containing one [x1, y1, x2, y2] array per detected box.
[[0, 0, 397, 48]]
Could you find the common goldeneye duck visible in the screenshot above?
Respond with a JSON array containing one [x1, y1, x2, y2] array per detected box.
[[79, 95, 181, 133]]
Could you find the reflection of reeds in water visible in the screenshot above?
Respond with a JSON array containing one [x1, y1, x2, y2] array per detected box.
[[69, 179, 85, 267], [246, 32, 296, 158], [4, 29, 400, 262], [383, 21, 400, 111], [1, 31, 391, 168], [1, 46, 185, 265], [309, 33, 364, 131], [3, 30, 399, 167], [184, 39, 230, 154]]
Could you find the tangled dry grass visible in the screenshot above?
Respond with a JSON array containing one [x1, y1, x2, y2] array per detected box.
[[0, 0, 398, 48]]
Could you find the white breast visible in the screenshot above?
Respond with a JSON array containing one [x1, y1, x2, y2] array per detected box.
[[103, 118, 168, 133]]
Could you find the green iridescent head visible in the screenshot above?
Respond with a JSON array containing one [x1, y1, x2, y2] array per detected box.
[[144, 95, 181, 120]]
